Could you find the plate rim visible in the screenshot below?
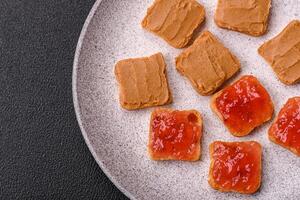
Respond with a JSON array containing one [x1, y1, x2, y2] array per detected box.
[[72, 0, 134, 199]]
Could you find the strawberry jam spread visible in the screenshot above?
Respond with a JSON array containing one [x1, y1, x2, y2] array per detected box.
[[269, 97, 300, 156], [149, 109, 202, 161], [209, 141, 262, 194], [215, 75, 273, 136]]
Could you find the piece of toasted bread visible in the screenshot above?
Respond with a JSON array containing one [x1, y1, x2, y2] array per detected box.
[[148, 108, 202, 161], [258, 20, 300, 85], [208, 141, 262, 194], [141, 0, 205, 48], [268, 97, 300, 156], [211, 75, 274, 137], [114, 53, 172, 110], [214, 0, 271, 36], [175, 31, 240, 96]]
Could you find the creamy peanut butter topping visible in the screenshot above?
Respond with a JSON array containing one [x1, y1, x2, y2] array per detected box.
[[115, 53, 172, 110], [259, 20, 300, 85], [176, 31, 240, 96], [215, 0, 271, 36], [142, 0, 205, 48]]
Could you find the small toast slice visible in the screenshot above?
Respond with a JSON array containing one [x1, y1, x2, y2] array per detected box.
[[141, 0, 205, 48], [148, 108, 202, 161], [258, 20, 300, 85], [176, 31, 240, 96], [114, 53, 172, 110], [211, 75, 274, 136], [214, 0, 271, 36], [209, 141, 262, 194], [268, 97, 300, 156]]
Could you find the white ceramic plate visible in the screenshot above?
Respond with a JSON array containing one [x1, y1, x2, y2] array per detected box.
[[73, 0, 300, 199]]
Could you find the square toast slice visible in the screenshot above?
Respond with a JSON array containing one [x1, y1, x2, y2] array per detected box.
[[215, 0, 271, 36], [115, 53, 172, 110], [269, 97, 300, 156], [148, 108, 202, 161], [209, 141, 262, 194], [258, 20, 300, 85], [176, 31, 240, 96], [211, 75, 274, 136], [142, 0, 205, 48]]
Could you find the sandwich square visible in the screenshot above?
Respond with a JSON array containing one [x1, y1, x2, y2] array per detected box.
[[258, 20, 300, 85], [176, 31, 240, 96], [211, 75, 274, 136], [269, 97, 300, 156], [114, 53, 172, 110], [208, 141, 262, 194], [148, 108, 202, 161], [142, 0, 205, 48], [214, 0, 271, 36]]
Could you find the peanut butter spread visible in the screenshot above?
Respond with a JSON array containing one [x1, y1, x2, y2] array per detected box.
[[258, 20, 300, 85], [176, 31, 240, 96], [215, 0, 271, 36], [141, 0, 205, 48], [114, 53, 172, 110]]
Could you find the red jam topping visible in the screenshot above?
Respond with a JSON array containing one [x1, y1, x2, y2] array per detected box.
[[215, 75, 273, 136], [149, 109, 202, 161], [269, 97, 300, 155], [210, 141, 261, 194]]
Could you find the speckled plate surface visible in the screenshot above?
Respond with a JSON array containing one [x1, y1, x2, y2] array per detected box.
[[73, 0, 300, 199]]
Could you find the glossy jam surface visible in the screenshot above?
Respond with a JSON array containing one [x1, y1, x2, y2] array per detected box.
[[149, 109, 202, 160], [215, 75, 273, 135], [210, 141, 261, 193], [269, 97, 300, 155]]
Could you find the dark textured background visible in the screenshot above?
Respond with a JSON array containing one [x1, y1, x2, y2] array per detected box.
[[0, 0, 127, 199]]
